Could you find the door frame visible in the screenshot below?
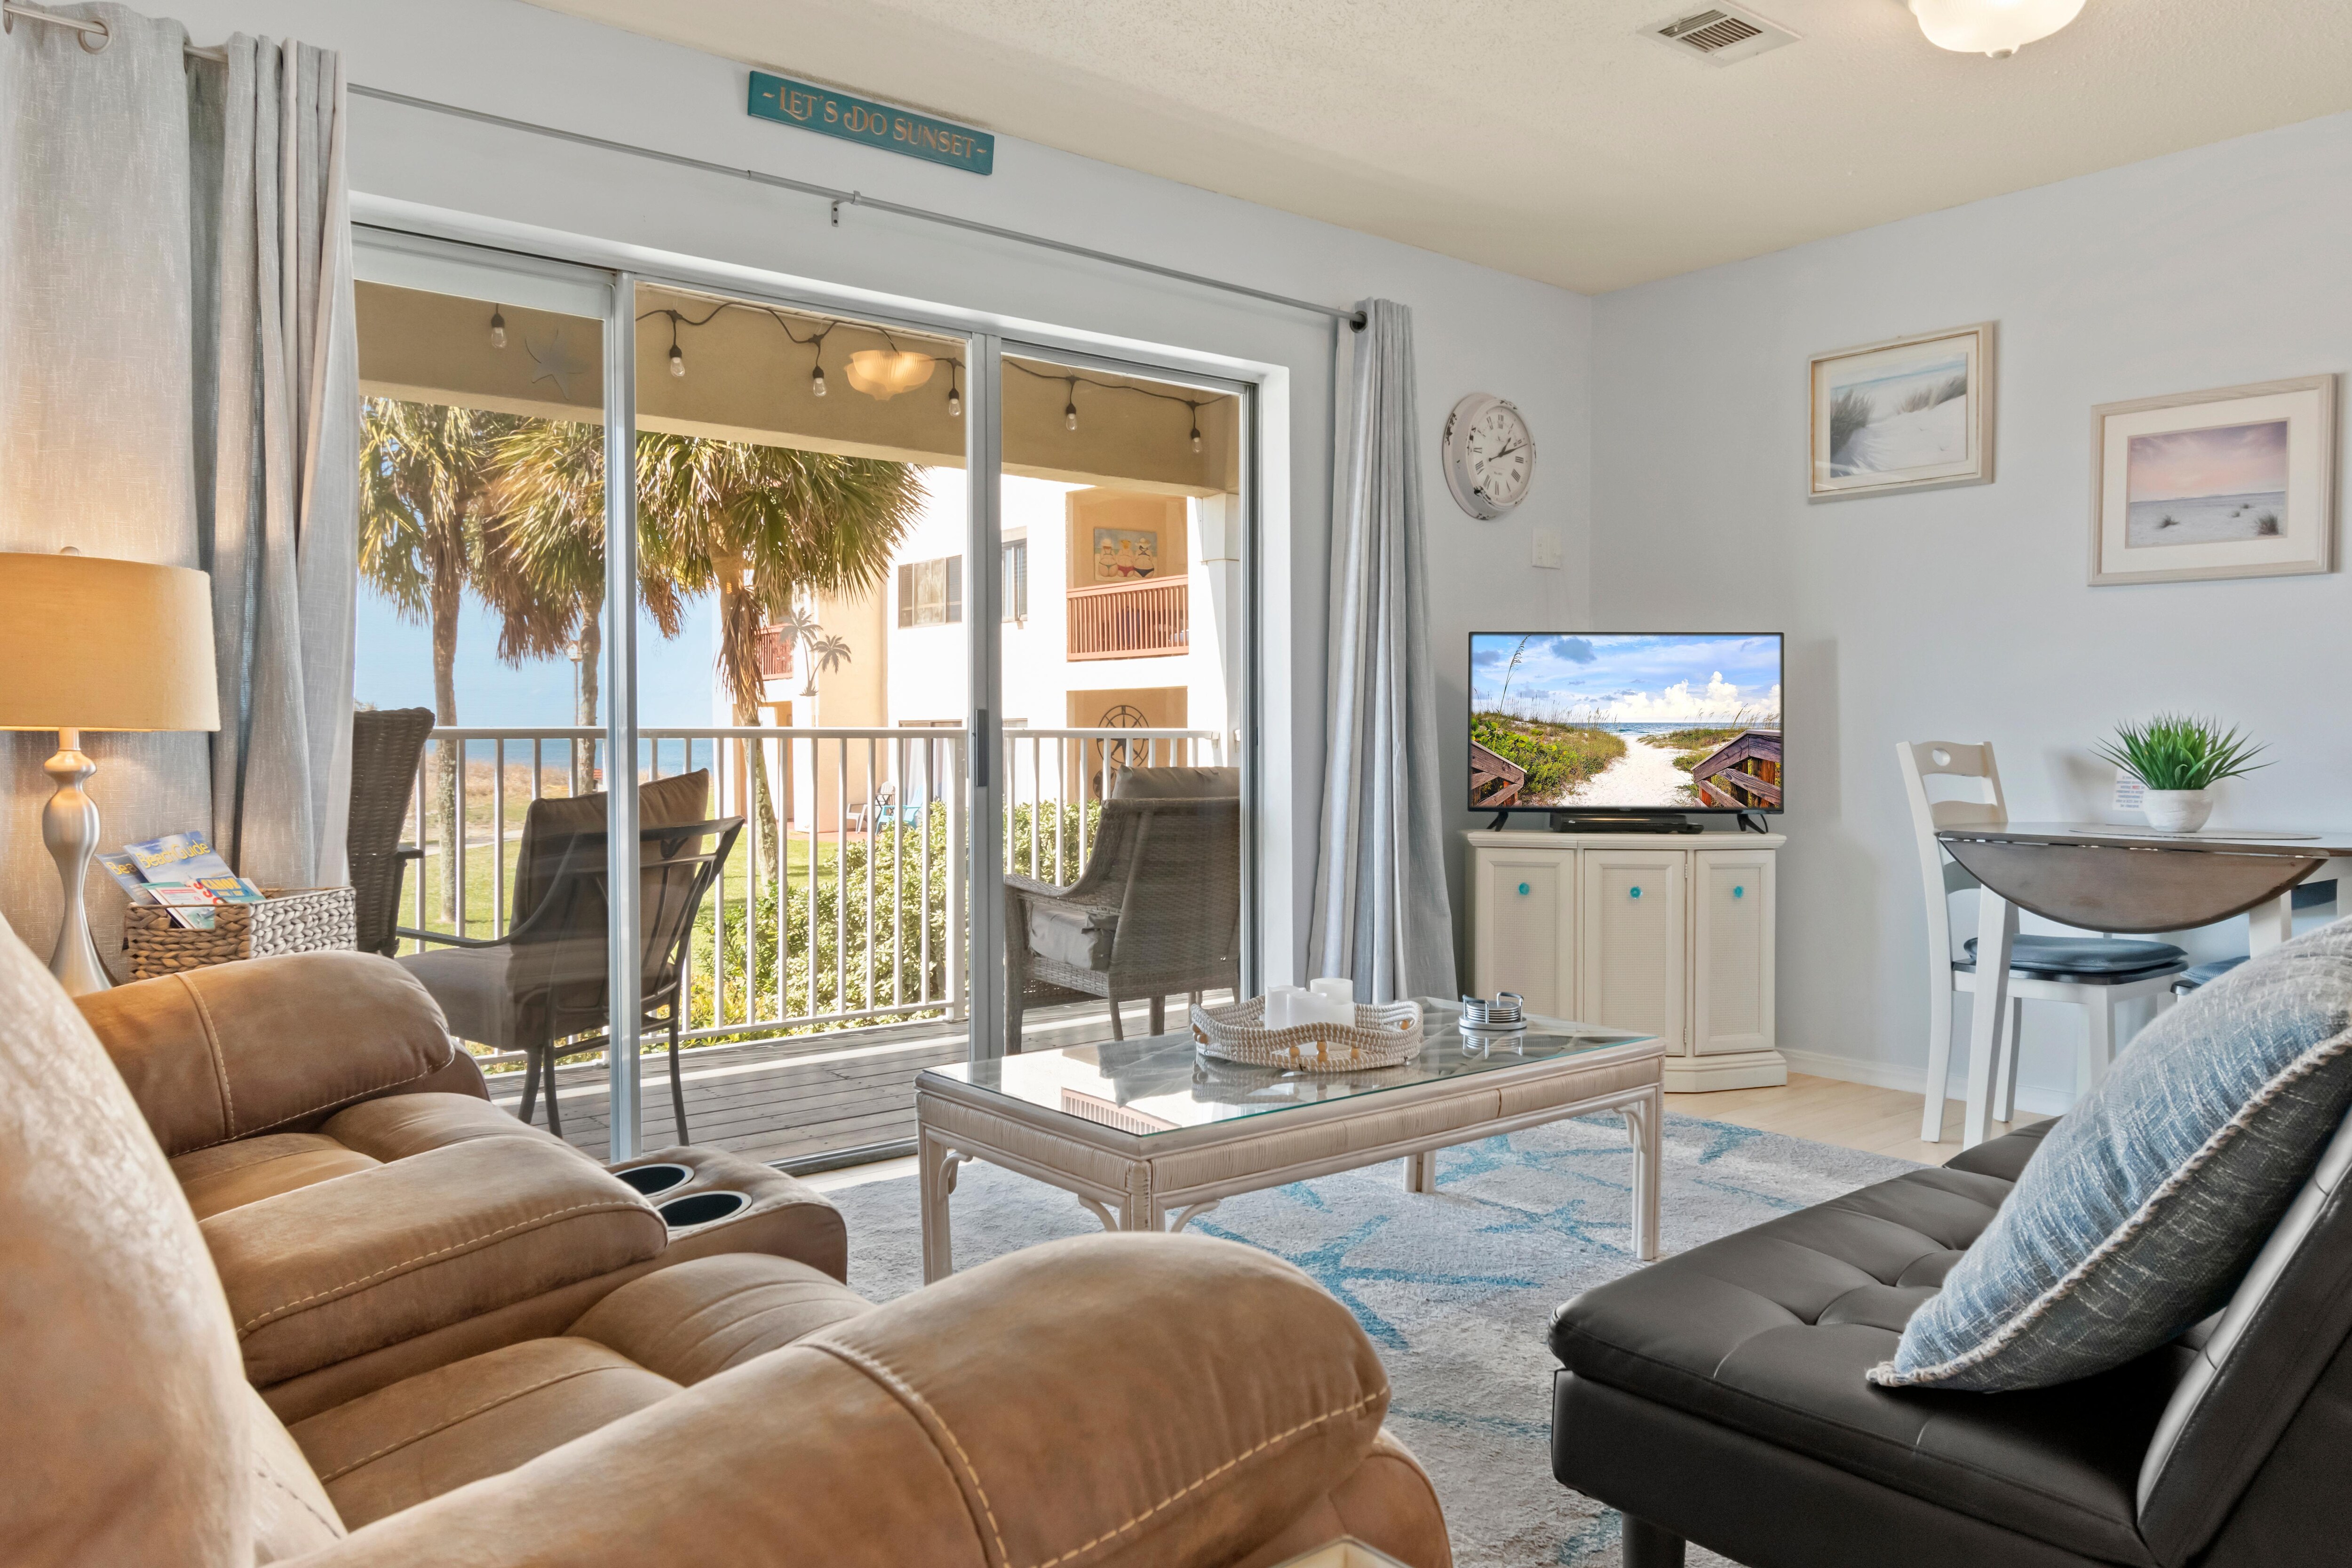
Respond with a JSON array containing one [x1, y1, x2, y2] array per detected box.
[[352, 207, 1270, 1137]]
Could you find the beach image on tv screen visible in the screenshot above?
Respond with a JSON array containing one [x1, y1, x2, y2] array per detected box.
[[1469, 633, 1782, 812]]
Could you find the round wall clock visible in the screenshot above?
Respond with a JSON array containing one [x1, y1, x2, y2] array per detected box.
[[1442, 393, 1536, 519]]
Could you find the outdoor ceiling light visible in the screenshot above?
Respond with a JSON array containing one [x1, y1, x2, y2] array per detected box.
[[1908, 0, 2084, 57], [843, 349, 937, 401]]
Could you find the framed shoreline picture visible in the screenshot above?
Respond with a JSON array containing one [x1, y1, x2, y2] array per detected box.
[[1808, 322, 1995, 501], [2090, 375, 2336, 586]]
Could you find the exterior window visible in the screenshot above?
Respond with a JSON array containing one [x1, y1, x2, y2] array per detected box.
[[1002, 538, 1028, 624], [897, 556, 961, 626]]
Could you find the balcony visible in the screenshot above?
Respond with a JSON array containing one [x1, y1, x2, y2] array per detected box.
[[1067, 576, 1186, 660], [396, 723, 1227, 1165]]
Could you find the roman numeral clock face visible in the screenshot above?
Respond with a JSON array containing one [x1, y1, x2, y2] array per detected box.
[[1443, 394, 1535, 520]]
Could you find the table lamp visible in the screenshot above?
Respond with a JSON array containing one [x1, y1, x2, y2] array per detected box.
[[0, 551, 220, 995]]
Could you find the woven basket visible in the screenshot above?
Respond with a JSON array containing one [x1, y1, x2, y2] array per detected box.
[[121, 886, 358, 981], [1189, 995, 1423, 1073]]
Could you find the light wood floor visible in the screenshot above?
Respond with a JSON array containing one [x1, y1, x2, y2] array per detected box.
[[1667, 1074, 2047, 1168]]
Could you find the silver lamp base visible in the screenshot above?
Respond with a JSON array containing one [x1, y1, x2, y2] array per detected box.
[[43, 728, 111, 995]]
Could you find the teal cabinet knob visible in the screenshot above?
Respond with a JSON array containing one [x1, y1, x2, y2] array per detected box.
[[1517, 882, 1530, 896], [1733, 885, 1745, 899], [1629, 886, 1642, 899]]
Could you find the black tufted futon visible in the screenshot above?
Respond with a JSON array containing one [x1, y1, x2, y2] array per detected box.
[[1550, 1119, 2352, 1567]]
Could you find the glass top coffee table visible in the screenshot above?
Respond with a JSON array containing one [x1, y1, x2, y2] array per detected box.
[[914, 999, 1663, 1281]]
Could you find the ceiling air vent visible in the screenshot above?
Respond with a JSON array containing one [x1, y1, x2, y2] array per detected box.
[[1638, 4, 1798, 66]]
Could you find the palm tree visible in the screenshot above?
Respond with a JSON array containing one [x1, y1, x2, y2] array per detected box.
[[359, 399, 517, 918], [497, 427, 922, 887]]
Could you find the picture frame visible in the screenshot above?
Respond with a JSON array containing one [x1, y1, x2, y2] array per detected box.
[[1807, 322, 1995, 501], [2089, 375, 2336, 586]]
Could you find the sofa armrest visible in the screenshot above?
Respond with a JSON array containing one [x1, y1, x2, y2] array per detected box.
[[77, 951, 466, 1155], [206, 1135, 666, 1386], [289, 1234, 1398, 1568]]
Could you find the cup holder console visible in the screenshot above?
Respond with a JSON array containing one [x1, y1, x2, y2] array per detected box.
[[613, 1162, 694, 1198], [658, 1190, 750, 1229]]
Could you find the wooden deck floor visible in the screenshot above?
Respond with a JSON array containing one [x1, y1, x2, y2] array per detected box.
[[493, 995, 1187, 1167]]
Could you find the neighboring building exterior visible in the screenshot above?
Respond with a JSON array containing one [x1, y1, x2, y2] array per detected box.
[[721, 469, 1240, 830]]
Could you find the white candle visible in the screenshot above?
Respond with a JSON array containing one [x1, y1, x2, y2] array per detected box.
[[1309, 976, 1354, 1003], [1265, 986, 1305, 1028]]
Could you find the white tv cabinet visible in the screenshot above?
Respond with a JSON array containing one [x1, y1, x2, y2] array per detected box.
[[1465, 828, 1786, 1093]]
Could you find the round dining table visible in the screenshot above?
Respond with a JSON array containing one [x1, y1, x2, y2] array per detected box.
[[1931, 821, 2352, 1146]]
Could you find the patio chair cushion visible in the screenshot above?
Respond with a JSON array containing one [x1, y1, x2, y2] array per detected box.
[[511, 769, 713, 927], [397, 943, 522, 1049], [1029, 901, 1118, 971], [1112, 765, 1240, 800], [1875, 918, 2352, 1392]]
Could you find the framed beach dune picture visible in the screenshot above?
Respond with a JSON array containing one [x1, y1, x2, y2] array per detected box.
[[1808, 323, 1994, 500], [2091, 376, 2336, 585]]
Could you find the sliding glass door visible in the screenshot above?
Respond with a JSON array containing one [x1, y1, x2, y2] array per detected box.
[[991, 347, 1251, 1056], [350, 230, 1257, 1169], [350, 234, 635, 1149]]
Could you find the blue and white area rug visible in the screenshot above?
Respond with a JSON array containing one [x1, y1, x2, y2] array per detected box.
[[833, 1112, 1916, 1568]]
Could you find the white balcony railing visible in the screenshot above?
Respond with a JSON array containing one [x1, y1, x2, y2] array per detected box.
[[400, 724, 1226, 1059]]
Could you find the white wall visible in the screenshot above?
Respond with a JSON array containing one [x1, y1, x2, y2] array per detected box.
[[162, 0, 1592, 984], [1590, 111, 2352, 1110]]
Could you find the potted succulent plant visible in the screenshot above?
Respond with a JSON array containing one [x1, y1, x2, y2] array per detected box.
[[2093, 714, 2269, 833]]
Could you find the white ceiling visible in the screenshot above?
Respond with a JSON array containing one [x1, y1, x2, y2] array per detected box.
[[524, 0, 2352, 294]]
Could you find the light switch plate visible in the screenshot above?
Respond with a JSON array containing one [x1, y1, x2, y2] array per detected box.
[[1531, 526, 1563, 569]]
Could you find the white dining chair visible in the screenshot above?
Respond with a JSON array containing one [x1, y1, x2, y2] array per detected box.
[[1899, 740, 2187, 1142]]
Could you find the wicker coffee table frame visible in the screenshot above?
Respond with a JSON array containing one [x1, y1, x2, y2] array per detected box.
[[914, 1018, 1665, 1283]]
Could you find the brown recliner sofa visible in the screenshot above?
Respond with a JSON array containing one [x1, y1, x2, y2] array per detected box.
[[3, 925, 1451, 1565], [75, 950, 849, 1420]]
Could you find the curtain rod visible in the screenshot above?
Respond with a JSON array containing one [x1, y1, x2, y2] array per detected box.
[[2, 4, 1365, 330], [347, 84, 1367, 331]]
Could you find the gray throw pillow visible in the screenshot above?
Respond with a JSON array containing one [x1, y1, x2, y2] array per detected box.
[[1872, 917, 2352, 1392]]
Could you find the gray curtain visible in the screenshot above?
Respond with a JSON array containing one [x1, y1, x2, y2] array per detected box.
[[0, 8, 357, 969], [0, 4, 210, 968], [1308, 300, 1458, 1003], [193, 37, 358, 891]]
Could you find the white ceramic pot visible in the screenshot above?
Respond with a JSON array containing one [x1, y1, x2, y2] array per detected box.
[[2142, 789, 2215, 833]]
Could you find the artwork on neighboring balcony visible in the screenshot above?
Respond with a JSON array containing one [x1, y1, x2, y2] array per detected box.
[[1092, 527, 1160, 580]]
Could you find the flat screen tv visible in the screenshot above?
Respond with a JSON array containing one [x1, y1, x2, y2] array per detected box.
[[1469, 632, 1783, 817]]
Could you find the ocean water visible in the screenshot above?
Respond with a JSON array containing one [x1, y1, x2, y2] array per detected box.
[[2126, 490, 2286, 547]]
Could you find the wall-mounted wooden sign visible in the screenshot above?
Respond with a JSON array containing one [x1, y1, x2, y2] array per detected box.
[[747, 71, 993, 176]]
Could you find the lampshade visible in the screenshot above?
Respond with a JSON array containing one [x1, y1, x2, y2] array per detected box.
[[0, 553, 220, 732], [1909, 0, 2086, 57], [843, 349, 937, 401]]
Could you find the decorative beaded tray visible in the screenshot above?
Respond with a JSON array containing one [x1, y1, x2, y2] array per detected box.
[[1189, 995, 1424, 1073]]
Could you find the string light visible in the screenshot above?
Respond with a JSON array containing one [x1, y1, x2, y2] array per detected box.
[[947, 363, 961, 418], [489, 307, 507, 350], [1187, 402, 1202, 454], [1065, 379, 1079, 432], [667, 314, 685, 377]]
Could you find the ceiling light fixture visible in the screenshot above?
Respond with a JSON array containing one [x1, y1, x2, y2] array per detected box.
[[1908, 0, 2084, 58], [844, 349, 937, 401]]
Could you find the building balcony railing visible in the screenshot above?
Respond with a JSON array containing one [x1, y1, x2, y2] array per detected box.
[[1066, 576, 1187, 660]]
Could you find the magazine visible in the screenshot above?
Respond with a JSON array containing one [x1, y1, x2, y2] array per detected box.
[[146, 886, 225, 931], [108, 830, 267, 929], [125, 830, 239, 885]]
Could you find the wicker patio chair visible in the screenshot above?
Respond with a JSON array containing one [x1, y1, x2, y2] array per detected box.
[[348, 707, 435, 956], [1005, 766, 1241, 1048], [397, 771, 737, 1144]]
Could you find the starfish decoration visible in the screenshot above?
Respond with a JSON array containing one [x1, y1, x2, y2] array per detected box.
[[525, 328, 591, 403]]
